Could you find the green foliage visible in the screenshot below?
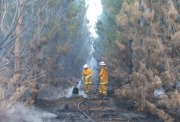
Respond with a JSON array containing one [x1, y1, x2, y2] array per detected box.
[[48, 0, 62, 9], [126, 0, 135, 4], [42, 0, 85, 41], [102, 0, 124, 14], [67, 2, 82, 18], [97, 0, 125, 53], [67, 22, 78, 39], [65, 0, 85, 39], [51, 19, 61, 28]]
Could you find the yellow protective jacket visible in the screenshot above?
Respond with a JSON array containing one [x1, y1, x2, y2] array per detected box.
[[82, 68, 93, 84], [98, 67, 108, 84]]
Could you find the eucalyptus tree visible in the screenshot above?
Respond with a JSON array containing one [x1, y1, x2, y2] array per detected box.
[[0, 0, 59, 112], [96, 0, 180, 120], [13, 0, 23, 86], [0, 0, 88, 114]]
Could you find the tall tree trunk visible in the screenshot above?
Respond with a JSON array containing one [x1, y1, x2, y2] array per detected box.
[[0, 0, 2, 23], [13, 0, 23, 86], [30, 4, 42, 104]]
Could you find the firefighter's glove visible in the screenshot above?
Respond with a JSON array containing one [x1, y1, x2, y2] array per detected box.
[[100, 77, 103, 80], [86, 75, 90, 78]]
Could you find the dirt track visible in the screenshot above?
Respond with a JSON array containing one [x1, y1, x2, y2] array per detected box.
[[36, 93, 164, 122]]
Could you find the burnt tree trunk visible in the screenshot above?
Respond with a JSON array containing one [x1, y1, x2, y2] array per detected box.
[[13, 0, 23, 86]]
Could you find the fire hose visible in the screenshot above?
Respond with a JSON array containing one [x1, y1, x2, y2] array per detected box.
[[77, 78, 101, 122]]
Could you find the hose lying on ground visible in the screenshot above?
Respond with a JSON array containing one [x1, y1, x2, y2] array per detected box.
[[77, 78, 101, 122]]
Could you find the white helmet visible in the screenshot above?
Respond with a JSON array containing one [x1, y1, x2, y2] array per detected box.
[[83, 64, 89, 68], [99, 61, 106, 65]]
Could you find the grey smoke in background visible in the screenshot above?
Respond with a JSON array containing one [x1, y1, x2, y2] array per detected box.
[[38, 81, 87, 100]]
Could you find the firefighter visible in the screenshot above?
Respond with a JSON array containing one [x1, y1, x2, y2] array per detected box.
[[98, 61, 108, 96], [82, 64, 93, 94]]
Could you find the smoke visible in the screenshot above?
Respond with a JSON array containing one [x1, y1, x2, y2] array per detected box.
[[7, 103, 57, 122], [4, 80, 87, 122], [64, 86, 87, 98], [85, 0, 102, 38], [37, 86, 62, 100], [62, 81, 88, 98], [38, 81, 87, 100]]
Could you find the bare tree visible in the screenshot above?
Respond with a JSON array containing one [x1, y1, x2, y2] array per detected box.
[[13, 0, 23, 86]]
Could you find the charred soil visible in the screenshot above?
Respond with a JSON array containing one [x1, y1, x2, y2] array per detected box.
[[36, 93, 165, 122]]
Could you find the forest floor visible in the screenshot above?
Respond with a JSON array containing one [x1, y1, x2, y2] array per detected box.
[[36, 92, 164, 122]]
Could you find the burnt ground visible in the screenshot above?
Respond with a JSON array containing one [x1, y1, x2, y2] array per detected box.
[[36, 92, 164, 122]]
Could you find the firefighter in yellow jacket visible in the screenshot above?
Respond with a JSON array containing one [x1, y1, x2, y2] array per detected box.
[[82, 64, 93, 93], [98, 61, 108, 96]]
